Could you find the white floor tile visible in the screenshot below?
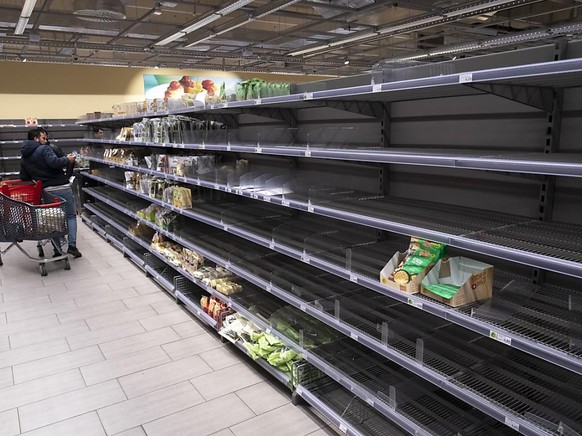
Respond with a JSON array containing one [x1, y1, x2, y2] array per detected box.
[[98, 381, 204, 435], [0, 314, 60, 337], [9, 320, 89, 349], [19, 380, 126, 432], [13, 346, 104, 384], [0, 369, 85, 412], [190, 362, 264, 401], [112, 427, 146, 436], [19, 412, 106, 436], [85, 307, 158, 331], [99, 327, 180, 359], [0, 367, 13, 389], [0, 408, 19, 436], [138, 310, 192, 331], [57, 300, 127, 323], [0, 338, 70, 369], [81, 347, 171, 386], [118, 355, 213, 398], [142, 393, 254, 436], [230, 403, 322, 436], [235, 381, 290, 415], [6, 300, 78, 323], [161, 333, 223, 361], [67, 321, 146, 350], [171, 320, 207, 339]]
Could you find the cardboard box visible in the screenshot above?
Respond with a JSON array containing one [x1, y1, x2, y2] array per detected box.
[[380, 251, 431, 295], [421, 257, 493, 307]]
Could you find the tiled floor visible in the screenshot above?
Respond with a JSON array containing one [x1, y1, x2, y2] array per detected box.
[[0, 224, 335, 436]]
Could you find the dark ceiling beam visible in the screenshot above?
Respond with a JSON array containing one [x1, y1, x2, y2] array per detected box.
[[0, 36, 372, 68]]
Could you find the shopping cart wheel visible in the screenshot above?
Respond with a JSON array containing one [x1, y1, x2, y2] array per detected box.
[[37, 246, 45, 258], [39, 264, 47, 276], [64, 259, 71, 271]]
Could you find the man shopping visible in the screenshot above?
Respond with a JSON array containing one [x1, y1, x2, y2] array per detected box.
[[20, 128, 82, 258]]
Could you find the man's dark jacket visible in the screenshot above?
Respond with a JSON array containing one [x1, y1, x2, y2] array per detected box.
[[20, 140, 69, 187]]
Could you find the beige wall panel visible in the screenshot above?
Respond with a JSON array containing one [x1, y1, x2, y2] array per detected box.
[[0, 62, 323, 119]]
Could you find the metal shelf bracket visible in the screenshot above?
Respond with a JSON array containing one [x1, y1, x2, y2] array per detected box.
[[466, 83, 555, 112]]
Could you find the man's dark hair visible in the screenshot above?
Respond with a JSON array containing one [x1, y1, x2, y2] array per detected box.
[[27, 128, 42, 140]]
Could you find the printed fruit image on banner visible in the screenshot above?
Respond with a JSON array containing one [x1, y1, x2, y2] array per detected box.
[[144, 74, 241, 104]]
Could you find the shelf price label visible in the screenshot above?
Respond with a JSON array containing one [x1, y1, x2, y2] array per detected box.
[[263, 195, 271, 203], [489, 330, 512, 345], [339, 423, 348, 433], [307, 204, 314, 213], [200, 144, 206, 150], [227, 144, 232, 151], [305, 148, 311, 157], [459, 72, 473, 83], [281, 199, 290, 207], [255, 146, 262, 154], [372, 84, 382, 93], [303, 92, 314, 100], [214, 183, 219, 190], [254, 98, 262, 105], [301, 251, 311, 264], [407, 298, 423, 309], [269, 239, 275, 249], [366, 398, 374, 407], [300, 303, 306, 311], [504, 417, 520, 431], [295, 386, 304, 396], [350, 332, 358, 341], [349, 273, 358, 283]]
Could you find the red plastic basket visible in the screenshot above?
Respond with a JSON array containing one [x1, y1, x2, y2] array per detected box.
[[0, 180, 42, 205]]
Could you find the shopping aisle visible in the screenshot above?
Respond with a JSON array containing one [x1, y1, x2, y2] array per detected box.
[[0, 224, 334, 436]]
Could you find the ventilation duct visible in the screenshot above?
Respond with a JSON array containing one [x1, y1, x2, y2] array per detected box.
[[73, 0, 127, 22]]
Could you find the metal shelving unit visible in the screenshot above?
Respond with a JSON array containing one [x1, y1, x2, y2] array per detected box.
[[82, 198, 529, 436], [82, 156, 582, 280], [82, 179, 582, 377], [77, 55, 582, 435], [82, 192, 582, 436], [81, 140, 582, 179], [0, 119, 86, 179]]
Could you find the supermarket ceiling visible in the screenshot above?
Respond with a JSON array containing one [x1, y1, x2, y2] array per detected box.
[[0, 0, 582, 76]]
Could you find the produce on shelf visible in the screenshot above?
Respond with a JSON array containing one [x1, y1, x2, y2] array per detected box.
[[219, 313, 302, 376], [209, 278, 242, 296], [151, 232, 183, 266], [182, 248, 204, 276]]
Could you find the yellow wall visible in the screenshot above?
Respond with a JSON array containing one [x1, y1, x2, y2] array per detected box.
[[0, 61, 324, 120]]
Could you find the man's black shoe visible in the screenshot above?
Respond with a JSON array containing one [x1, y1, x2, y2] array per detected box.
[[67, 246, 82, 258]]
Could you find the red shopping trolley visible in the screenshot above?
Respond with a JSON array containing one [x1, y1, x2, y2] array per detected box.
[[0, 180, 71, 276]]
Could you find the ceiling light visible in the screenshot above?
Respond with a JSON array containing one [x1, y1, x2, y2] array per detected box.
[[216, 0, 254, 16], [14, 18, 28, 35], [22, 57, 27, 62], [157, 0, 253, 47], [157, 32, 186, 46], [255, 0, 301, 18], [344, 60, 350, 65], [21, 0, 36, 17], [182, 14, 220, 33], [288, 0, 541, 57]]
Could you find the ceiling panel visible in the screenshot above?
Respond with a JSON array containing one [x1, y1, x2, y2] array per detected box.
[[0, 0, 580, 76]]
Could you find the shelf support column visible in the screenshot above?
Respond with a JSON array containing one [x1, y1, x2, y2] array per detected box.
[[533, 41, 566, 284], [380, 103, 391, 200]]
